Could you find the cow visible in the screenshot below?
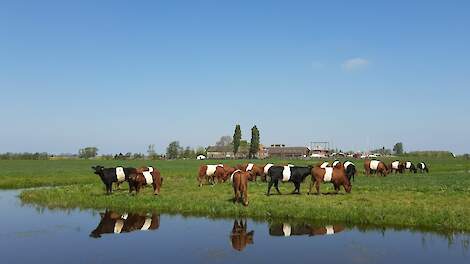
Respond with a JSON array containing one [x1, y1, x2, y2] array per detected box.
[[231, 170, 250, 206], [91, 166, 137, 194], [266, 166, 312, 195], [390, 161, 405, 174], [90, 210, 160, 238], [343, 161, 356, 182], [236, 163, 265, 181], [417, 162, 429, 173], [364, 159, 388, 177], [198, 164, 225, 186], [263, 163, 274, 181], [405, 161, 417, 173], [230, 219, 254, 251], [269, 223, 345, 237], [221, 164, 237, 183], [332, 160, 341, 168], [128, 166, 163, 195], [308, 163, 351, 195]]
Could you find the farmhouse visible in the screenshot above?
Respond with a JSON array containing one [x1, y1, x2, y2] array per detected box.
[[267, 145, 310, 158], [206, 145, 266, 159]]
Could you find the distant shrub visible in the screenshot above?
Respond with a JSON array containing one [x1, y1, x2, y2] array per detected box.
[[0, 152, 50, 160], [406, 151, 454, 158]]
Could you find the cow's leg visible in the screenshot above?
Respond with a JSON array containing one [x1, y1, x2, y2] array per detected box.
[[333, 183, 339, 194], [308, 180, 314, 195], [242, 190, 248, 206], [129, 182, 134, 194], [274, 180, 282, 195], [292, 182, 300, 194], [266, 180, 273, 196], [233, 185, 238, 203], [152, 183, 159, 195], [106, 183, 112, 195], [315, 181, 321, 195]]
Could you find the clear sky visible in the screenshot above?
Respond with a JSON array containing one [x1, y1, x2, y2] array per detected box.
[[1, 0, 469, 155]]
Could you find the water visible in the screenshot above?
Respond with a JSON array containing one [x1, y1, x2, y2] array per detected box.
[[1, 190, 469, 264]]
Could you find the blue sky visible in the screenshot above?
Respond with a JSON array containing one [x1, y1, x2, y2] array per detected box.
[[1, 0, 469, 154]]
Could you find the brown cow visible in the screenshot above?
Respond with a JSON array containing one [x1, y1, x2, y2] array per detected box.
[[364, 159, 388, 176], [128, 166, 163, 195], [308, 163, 351, 195], [221, 164, 236, 183], [198, 164, 225, 186], [231, 170, 250, 206], [236, 163, 265, 181], [230, 219, 254, 251]]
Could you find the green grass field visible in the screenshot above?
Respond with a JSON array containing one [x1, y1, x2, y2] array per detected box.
[[1, 158, 469, 231]]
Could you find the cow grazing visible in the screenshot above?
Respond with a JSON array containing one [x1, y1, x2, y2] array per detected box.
[[266, 166, 312, 195], [128, 166, 163, 195], [343, 161, 356, 182], [237, 163, 264, 181], [405, 161, 417, 173], [231, 170, 250, 206], [221, 165, 237, 182], [198, 164, 224, 186], [417, 162, 429, 173], [364, 159, 388, 177], [230, 219, 254, 251], [390, 161, 405, 174], [309, 163, 351, 195], [332, 160, 341, 168], [91, 166, 137, 194], [269, 223, 345, 237], [90, 210, 160, 238]]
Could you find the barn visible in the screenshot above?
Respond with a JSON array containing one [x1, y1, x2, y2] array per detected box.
[[267, 145, 310, 158]]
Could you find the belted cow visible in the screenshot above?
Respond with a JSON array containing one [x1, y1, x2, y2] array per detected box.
[[91, 166, 137, 194], [309, 163, 351, 195], [198, 164, 225, 186], [266, 165, 312, 195], [343, 161, 356, 181], [90, 210, 160, 238], [417, 162, 429, 173], [390, 161, 405, 174], [128, 166, 163, 195], [237, 163, 264, 181], [269, 223, 345, 237], [364, 159, 388, 177], [320, 162, 330, 168], [405, 161, 417, 173]]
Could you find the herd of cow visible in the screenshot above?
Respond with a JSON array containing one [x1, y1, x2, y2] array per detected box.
[[91, 159, 429, 206]]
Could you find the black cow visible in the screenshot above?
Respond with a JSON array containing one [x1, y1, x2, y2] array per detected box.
[[92, 165, 137, 194], [417, 162, 429, 173], [266, 166, 312, 195], [405, 161, 417, 173], [343, 161, 356, 182]]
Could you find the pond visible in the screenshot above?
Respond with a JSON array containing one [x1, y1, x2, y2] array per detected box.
[[1, 190, 469, 263]]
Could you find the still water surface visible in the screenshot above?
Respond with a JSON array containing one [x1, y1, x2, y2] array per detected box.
[[1, 190, 469, 263]]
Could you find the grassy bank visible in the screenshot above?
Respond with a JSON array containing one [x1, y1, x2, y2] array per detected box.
[[9, 157, 470, 231]]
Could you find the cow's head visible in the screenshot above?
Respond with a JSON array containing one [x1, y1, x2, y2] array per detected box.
[[91, 165, 104, 175]]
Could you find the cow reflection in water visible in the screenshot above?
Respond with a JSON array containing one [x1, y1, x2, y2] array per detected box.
[[269, 223, 345, 237], [230, 219, 254, 251], [90, 210, 160, 238]]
